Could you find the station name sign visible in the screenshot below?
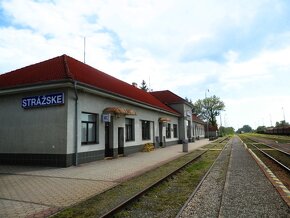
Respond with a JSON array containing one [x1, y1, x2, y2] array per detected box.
[[22, 93, 64, 109]]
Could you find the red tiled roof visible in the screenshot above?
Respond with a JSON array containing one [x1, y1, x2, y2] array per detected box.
[[150, 90, 186, 105], [208, 125, 218, 131], [0, 54, 179, 115], [192, 114, 205, 124], [0, 55, 72, 88]]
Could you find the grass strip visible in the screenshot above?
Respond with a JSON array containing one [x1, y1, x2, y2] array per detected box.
[[53, 141, 228, 218], [113, 150, 222, 218], [245, 133, 290, 144]]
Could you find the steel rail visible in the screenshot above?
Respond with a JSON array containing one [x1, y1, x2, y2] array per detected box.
[[247, 136, 290, 156], [219, 136, 229, 143], [250, 143, 290, 173], [100, 138, 230, 218], [175, 138, 231, 218]]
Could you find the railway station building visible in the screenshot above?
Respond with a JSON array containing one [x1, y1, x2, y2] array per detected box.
[[192, 114, 205, 139], [0, 54, 202, 167]]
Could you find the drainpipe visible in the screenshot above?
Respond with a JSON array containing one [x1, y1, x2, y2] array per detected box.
[[73, 81, 79, 166]]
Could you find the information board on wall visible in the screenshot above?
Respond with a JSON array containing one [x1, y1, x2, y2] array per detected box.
[[22, 93, 64, 109]]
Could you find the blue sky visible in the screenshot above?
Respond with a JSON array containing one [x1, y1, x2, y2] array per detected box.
[[0, 0, 289, 130]]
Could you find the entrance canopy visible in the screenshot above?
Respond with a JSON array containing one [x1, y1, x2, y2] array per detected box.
[[159, 117, 171, 123], [103, 107, 136, 116]]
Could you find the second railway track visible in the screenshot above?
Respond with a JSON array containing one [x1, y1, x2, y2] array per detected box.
[[241, 135, 290, 173], [239, 134, 290, 194], [100, 137, 230, 218]]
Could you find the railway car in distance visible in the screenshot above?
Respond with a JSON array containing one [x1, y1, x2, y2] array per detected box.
[[264, 126, 290, 136]]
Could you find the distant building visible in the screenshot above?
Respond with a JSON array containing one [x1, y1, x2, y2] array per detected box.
[[0, 54, 196, 167], [205, 124, 219, 139], [192, 114, 205, 139], [150, 90, 194, 143]]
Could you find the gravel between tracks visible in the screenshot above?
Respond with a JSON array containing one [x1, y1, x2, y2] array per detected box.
[[178, 140, 232, 217]]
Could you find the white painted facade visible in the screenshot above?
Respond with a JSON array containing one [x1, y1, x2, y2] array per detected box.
[[0, 83, 187, 167]]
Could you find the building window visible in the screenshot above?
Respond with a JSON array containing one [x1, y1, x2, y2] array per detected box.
[[125, 118, 135, 141], [173, 124, 178, 138], [81, 112, 99, 144], [166, 123, 171, 138], [141, 120, 150, 140]]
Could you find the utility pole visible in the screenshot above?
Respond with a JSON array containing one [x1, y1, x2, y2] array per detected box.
[[282, 107, 286, 122], [205, 89, 209, 139]]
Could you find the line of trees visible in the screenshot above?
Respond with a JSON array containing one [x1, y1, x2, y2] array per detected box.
[[243, 120, 290, 134]]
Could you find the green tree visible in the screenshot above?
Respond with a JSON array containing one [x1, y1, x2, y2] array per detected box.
[[219, 126, 235, 136], [256, 126, 266, 133], [139, 80, 149, 92], [193, 95, 225, 126], [275, 120, 290, 127], [185, 97, 193, 106], [236, 125, 253, 133]]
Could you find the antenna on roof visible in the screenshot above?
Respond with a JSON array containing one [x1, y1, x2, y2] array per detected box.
[[148, 76, 151, 91], [83, 37, 86, 64]]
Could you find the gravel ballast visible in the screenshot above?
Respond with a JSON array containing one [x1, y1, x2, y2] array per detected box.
[[179, 139, 232, 217], [179, 136, 290, 217], [219, 136, 290, 217]]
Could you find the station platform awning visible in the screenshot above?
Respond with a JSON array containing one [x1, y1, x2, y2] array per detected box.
[[103, 107, 137, 116], [159, 117, 171, 123]]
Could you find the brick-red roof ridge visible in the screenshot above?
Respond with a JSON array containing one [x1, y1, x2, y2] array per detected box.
[[63, 55, 75, 80], [0, 54, 179, 115], [150, 90, 186, 105], [192, 114, 205, 124], [64, 55, 179, 115], [0, 55, 72, 89]]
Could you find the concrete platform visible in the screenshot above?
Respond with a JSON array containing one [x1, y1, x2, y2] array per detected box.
[[0, 139, 209, 218]]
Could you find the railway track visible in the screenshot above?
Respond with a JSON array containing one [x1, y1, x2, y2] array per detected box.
[[100, 137, 230, 218], [176, 138, 232, 218], [249, 143, 290, 172], [239, 134, 290, 202], [242, 136, 290, 173], [247, 135, 290, 154]]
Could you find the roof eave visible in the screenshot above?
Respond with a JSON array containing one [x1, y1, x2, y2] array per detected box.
[[0, 79, 73, 95], [75, 82, 181, 117], [0, 80, 180, 117]]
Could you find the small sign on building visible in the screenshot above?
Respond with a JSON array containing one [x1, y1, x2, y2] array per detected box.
[[102, 113, 111, 122]]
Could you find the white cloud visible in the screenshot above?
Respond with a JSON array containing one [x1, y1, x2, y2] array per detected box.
[[1, 0, 290, 130], [224, 95, 290, 130]]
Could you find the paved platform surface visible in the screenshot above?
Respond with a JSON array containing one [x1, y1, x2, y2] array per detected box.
[[0, 139, 209, 218], [180, 136, 290, 217]]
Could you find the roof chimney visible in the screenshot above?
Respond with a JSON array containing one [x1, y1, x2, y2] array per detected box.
[[132, 82, 138, 88]]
